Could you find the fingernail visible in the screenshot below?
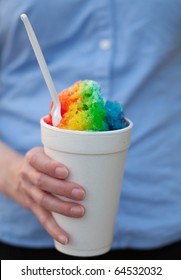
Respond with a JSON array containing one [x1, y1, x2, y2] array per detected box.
[[71, 188, 86, 200], [55, 167, 68, 178], [70, 206, 85, 217], [58, 235, 68, 245]]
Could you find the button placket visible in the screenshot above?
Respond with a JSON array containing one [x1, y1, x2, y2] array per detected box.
[[94, 1, 113, 99], [99, 39, 112, 51]]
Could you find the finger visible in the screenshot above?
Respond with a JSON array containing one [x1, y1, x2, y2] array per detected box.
[[29, 186, 85, 218], [21, 162, 85, 201], [31, 202, 69, 245], [29, 170, 85, 201], [26, 148, 69, 179]]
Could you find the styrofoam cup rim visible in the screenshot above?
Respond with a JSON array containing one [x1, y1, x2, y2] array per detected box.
[[40, 117, 133, 135]]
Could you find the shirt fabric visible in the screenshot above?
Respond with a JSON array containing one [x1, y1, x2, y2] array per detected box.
[[0, 0, 181, 249]]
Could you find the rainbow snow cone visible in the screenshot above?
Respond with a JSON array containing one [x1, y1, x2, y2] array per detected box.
[[44, 80, 128, 131]]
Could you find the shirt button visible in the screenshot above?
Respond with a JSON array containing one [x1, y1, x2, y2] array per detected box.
[[99, 39, 111, 50]]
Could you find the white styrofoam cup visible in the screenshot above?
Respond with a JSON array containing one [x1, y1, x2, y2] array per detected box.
[[41, 118, 133, 257]]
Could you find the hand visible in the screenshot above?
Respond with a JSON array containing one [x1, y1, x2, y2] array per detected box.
[[2, 147, 86, 245]]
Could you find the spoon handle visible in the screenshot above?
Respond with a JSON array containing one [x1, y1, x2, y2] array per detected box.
[[20, 14, 61, 123]]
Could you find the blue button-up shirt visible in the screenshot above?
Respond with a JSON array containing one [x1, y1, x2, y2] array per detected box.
[[0, 0, 181, 249]]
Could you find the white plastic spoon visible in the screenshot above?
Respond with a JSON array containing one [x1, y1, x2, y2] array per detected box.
[[20, 13, 61, 126]]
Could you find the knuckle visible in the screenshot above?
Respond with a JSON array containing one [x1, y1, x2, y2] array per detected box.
[[45, 160, 59, 177], [38, 192, 47, 207], [40, 212, 50, 227], [44, 161, 52, 173], [19, 168, 27, 180], [35, 173, 44, 188], [25, 151, 37, 165], [24, 197, 33, 210]]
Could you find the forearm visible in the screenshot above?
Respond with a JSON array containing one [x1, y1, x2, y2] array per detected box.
[[0, 141, 23, 194]]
